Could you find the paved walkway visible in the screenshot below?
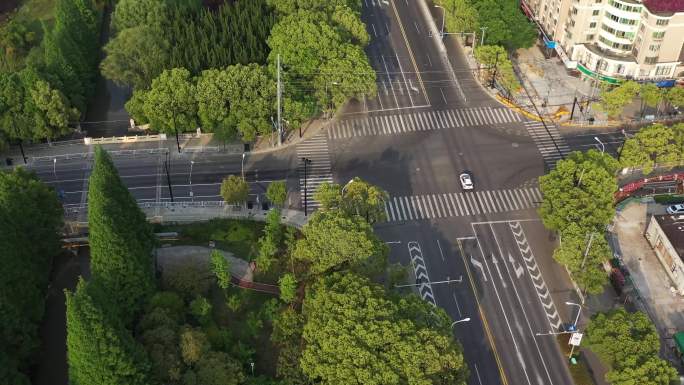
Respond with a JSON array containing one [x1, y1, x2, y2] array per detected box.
[[155, 245, 252, 281]]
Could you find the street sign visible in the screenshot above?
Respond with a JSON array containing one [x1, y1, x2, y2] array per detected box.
[[569, 332, 583, 346]]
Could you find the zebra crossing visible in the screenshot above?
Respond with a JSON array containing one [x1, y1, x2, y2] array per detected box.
[[297, 134, 333, 211], [328, 107, 523, 139], [384, 187, 542, 222], [524, 121, 572, 168]]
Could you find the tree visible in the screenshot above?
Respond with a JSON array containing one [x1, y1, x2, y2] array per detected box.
[[667, 87, 684, 109], [474, 0, 536, 49], [125, 89, 149, 125], [88, 147, 155, 323], [473, 45, 520, 93], [111, 0, 168, 32], [220, 175, 249, 205], [101, 26, 171, 89], [435, 0, 479, 37], [266, 180, 287, 207], [294, 211, 387, 275], [210, 250, 232, 290], [0, 167, 62, 384], [257, 209, 284, 272], [586, 308, 677, 385], [278, 274, 297, 303], [195, 351, 245, 385], [179, 327, 210, 365], [143, 68, 197, 134], [639, 83, 663, 116], [538, 150, 617, 233], [595, 81, 640, 118], [29, 80, 78, 141], [189, 296, 212, 324], [313, 182, 343, 210], [301, 273, 468, 385], [196, 64, 276, 142], [620, 123, 679, 173], [138, 307, 183, 384], [342, 177, 389, 224], [66, 279, 151, 385], [554, 224, 609, 294], [0, 71, 33, 144]]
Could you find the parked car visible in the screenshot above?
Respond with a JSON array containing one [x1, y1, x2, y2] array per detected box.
[[667, 204, 684, 214], [459, 171, 473, 190]]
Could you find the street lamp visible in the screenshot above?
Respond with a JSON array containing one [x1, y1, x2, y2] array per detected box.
[[341, 178, 355, 195], [434, 5, 445, 39], [565, 301, 582, 329], [594, 136, 605, 153], [451, 318, 471, 327], [189, 160, 195, 202], [241, 153, 246, 180]]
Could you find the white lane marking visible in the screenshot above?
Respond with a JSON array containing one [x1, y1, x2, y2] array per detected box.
[[470, 255, 487, 282], [452, 291, 463, 318], [437, 239, 446, 262]]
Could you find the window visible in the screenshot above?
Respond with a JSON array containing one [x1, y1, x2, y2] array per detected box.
[[590, 21, 597, 28], [645, 56, 659, 64], [652, 31, 665, 39], [655, 66, 671, 76], [574, 7, 579, 14], [587, 34, 595, 40], [592, 9, 599, 15], [571, 19, 576, 27], [649, 44, 660, 52], [596, 0, 602, 3], [640, 24, 645, 32], [656, 18, 669, 26]]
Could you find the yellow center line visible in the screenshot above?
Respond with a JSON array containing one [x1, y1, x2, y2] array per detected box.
[[457, 239, 509, 385], [388, 0, 431, 105]]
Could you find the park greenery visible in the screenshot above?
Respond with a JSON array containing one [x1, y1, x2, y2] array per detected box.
[[586, 308, 677, 385], [595, 81, 684, 119], [433, 0, 536, 50], [0, 0, 101, 148], [113, 0, 376, 142], [0, 167, 63, 385], [619, 122, 684, 174], [63, 163, 467, 385], [474, 45, 520, 95]]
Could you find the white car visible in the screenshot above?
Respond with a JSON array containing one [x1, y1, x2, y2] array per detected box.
[[459, 172, 474, 190], [667, 204, 684, 214]]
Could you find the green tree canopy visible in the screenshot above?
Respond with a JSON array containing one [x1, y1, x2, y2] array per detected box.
[[473, 45, 520, 93], [0, 167, 62, 384], [266, 180, 287, 207], [554, 224, 610, 294], [314, 178, 388, 224], [143, 68, 197, 134], [29, 79, 78, 140], [620, 123, 679, 174], [294, 210, 387, 275], [434, 0, 480, 36], [278, 273, 298, 303], [586, 308, 677, 385], [210, 250, 232, 290], [475, 0, 536, 49], [539, 150, 617, 233], [88, 147, 156, 323], [667, 87, 684, 108], [595, 81, 640, 118], [66, 279, 151, 385], [220, 175, 249, 205], [301, 273, 468, 385], [111, 0, 168, 32], [101, 26, 171, 90]]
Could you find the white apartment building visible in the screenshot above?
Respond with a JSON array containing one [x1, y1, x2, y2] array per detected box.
[[521, 0, 684, 83]]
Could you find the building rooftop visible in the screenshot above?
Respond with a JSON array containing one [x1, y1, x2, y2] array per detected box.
[[643, 0, 684, 15], [655, 214, 684, 259]]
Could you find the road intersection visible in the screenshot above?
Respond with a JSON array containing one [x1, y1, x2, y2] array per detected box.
[[16, 1, 597, 384]]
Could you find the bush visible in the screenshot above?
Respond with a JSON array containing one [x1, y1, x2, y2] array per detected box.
[[653, 194, 684, 204]]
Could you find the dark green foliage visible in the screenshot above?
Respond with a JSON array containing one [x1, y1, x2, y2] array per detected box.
[[88, 147, 155, 323], [66, 279, 151, 385], [104, 0, 274, 89], [0, 167, 63, 383]]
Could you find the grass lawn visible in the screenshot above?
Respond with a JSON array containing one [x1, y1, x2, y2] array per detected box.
[[156, 218, 265, 261]]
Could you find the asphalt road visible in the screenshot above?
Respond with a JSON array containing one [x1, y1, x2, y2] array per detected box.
[[19, 1, 589, 384]]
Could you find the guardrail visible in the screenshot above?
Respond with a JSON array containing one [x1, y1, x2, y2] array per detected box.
[[84, 134, 167, 145], [31, 148, 169, 163]]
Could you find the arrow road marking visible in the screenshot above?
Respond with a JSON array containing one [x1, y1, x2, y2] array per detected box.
[[491, 255, 507, 288], [470, 255, 487, 282], [509, 252, 525, 279]]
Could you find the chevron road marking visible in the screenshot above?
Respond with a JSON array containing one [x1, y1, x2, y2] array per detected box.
[[508, 221, 562, 332], [407, 241, 436, 306]]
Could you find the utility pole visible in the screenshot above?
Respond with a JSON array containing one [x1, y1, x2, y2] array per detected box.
[[276, 54, 283, 146], [172, 110, 181, 153], [165, 151, 174, 202], [490, 51, 500, 89], [18, 141, 27, 164]]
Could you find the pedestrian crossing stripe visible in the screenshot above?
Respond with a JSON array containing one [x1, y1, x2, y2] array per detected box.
[[523, 121, 572, 168], [328, 107, 523, 139], [383, 187, 542, 222], [296, 134, 333, 210]]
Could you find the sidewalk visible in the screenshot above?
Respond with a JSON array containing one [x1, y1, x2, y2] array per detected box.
[[64, 204, 309, 236], [1, 117, 333, 168]]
